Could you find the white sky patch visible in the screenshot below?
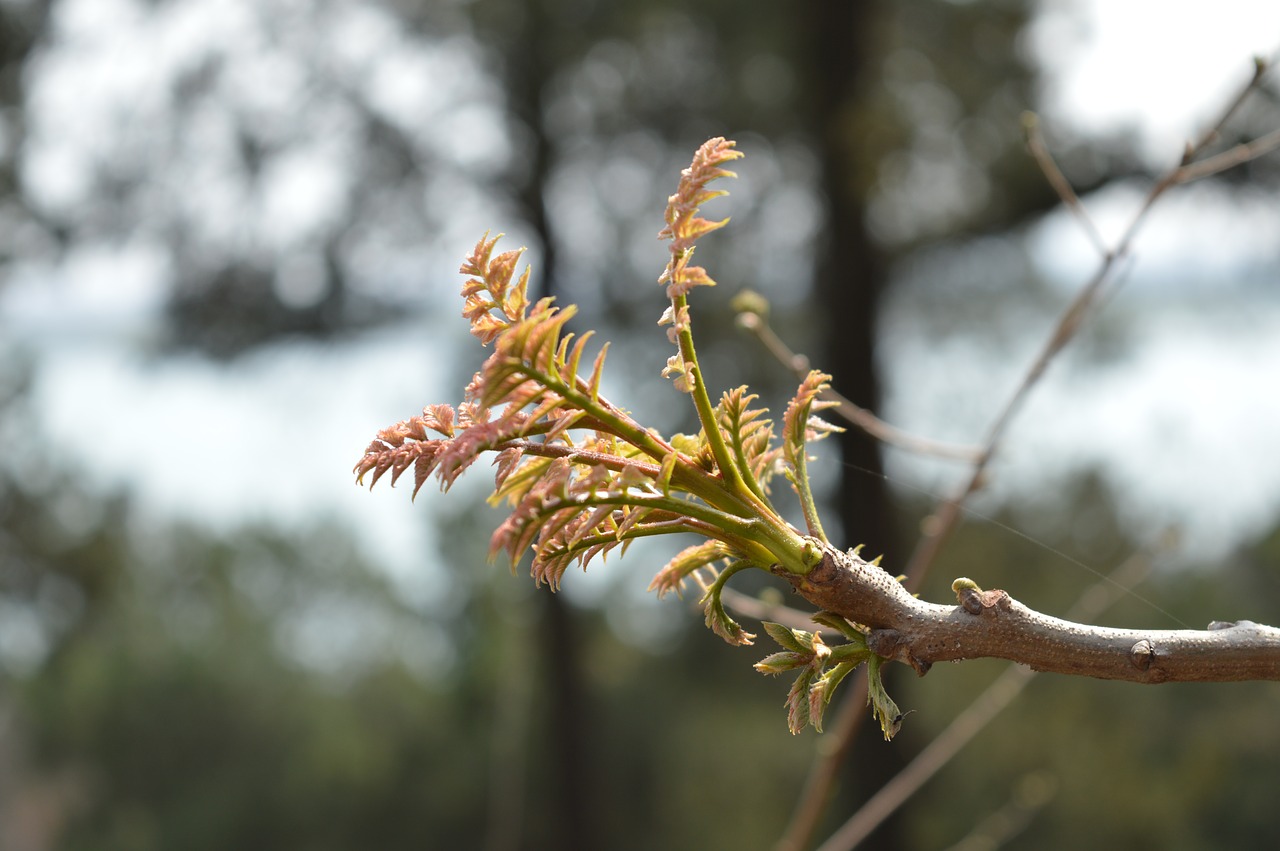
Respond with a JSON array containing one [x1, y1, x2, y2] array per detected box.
[[1029, 180, 1280, 290], [883, 294, 1280, 562], [24, 0, 256, 213], [259, 145, 351, 246], [1012, 307, 1280, 555], [21, 325, 457, 592], [1032, 0, 1280, 159], [2, 240, 170, 338]]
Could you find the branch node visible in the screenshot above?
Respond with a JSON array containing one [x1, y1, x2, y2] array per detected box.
[[867, 629, 932, 677], [953, 578, 1011, 617], [1129, 638, 1156, 672]]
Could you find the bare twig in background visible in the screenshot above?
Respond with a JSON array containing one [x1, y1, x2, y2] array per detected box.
[[900, 55, 1275, 585], [774, 674, 872, 851], [1175, 124, 1280, 182], [734, 305, 982, 463], [720, 586, 821, 633], [1022, 112, 1108, 256], [777, 54, 1278, 851], [938, 771, 1059, 851]]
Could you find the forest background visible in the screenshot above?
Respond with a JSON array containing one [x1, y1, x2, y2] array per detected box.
[[2, 1, 1280, 849]]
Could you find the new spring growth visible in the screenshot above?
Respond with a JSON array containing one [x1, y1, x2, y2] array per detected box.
[[354, 138, 897, 735]]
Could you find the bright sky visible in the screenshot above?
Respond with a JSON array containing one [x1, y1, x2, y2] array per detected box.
[[3, 0, 1280, 590], [1034, 0, 1280, 158]]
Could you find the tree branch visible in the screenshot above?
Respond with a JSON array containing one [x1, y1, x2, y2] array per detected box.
[[812, 538, 1168, 851], [900, 55, 1278, 587], [774, 546, 1280, 683]]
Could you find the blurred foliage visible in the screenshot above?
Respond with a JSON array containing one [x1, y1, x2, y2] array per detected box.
[[0, 364, 809, 848], [5, 347, 1280, 849]]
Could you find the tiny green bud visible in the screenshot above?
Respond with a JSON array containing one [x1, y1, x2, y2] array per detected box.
[[730, 289, 770, 320], [800, 537, 825, 570]]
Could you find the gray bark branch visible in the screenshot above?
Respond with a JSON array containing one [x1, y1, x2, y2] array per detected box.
[[772, 546, 1280, 683]]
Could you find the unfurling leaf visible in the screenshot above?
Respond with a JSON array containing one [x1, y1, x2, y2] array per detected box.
[[756, 618, 880, 734], [702, 582, 756, 646], [716, 387, 782, 495], [867, 655, 905, 741], [761, 621, 814, 654], [753, 650, 813, 676], [649, 540, 733, 599], [786, 665, 820, 734], [781, 370, 843, 541], [662, 353, 693, 393], [782, 370, 842, 468], [459, 233, 533, 345]]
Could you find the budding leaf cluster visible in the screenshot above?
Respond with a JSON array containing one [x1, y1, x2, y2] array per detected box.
[[752, 612, 903, 737], [354, 137, 897, 736]]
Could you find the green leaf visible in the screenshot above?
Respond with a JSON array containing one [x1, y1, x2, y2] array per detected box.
[[809, 660, 863, 734], [649, 540, 731, 599], [702, 586, 756, 646], [810, 611, 869, 644], [753, 651, 811, 675], [785, 665, 819, 734], [867, 655, 905, 741], [761, 621, 814, 654]]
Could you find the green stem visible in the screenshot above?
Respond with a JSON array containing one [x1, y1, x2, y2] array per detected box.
[[517, 366, 773, 524], [729, 434, 772, 506], [672, 293, 747, 495], [547, 519, 767, 569], [706, 558, 755, 598], [502, 422, 756, 525], [789, 448, 828, 544], [525, 492, 797, 568]]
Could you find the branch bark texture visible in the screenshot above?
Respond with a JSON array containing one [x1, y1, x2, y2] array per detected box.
[[773, 546, 1280, 684]]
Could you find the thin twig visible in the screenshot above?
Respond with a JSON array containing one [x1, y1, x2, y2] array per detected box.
[[720, 586, 820, 632], [1175, 125, 1280, 183], [900, 55, 1276, 585], [774, 672, 871, 851], [1022, 112, 1108, 256], [938, 771, 1059, 851], [735, 310, 983, 463], [1182, 54, 1273, 160]]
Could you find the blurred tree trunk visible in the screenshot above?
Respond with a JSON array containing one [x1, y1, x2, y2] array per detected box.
[[800, 2, 908, 848], [498, 2, 596, 849], [803, 2, 894, 561]]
